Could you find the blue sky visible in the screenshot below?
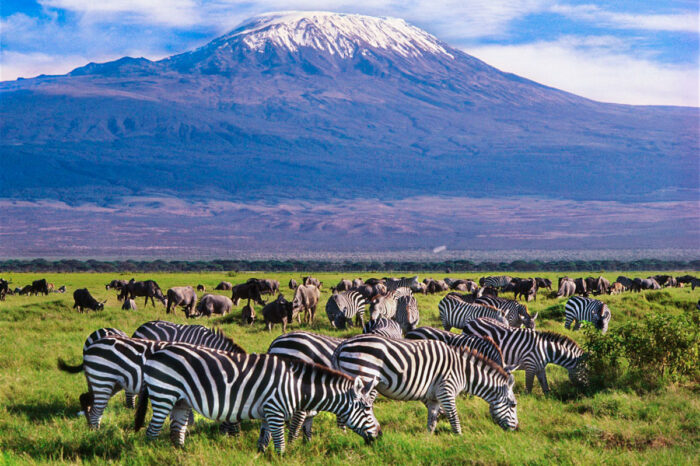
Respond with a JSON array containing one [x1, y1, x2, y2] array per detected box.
[[1, 0, 698, 106]]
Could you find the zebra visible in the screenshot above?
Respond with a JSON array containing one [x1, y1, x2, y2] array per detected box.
[[267, 331, 346, 441], [479, 276, 513, 290], [384, 276, 419, 291], [363, 318, 403, 339], [332, 334, 518, 433], [463, 318, 586, 393], [405, 327, 505, 366], [134, 347, 381, 453], [564, 296, 611, 334], [82, 327, 127, 352], [394, 289, 419, 332], [438, 296, 508, 331], [131, 320, 241, 351], [325, 291, 366, 329], [475, 296, 538, 329]]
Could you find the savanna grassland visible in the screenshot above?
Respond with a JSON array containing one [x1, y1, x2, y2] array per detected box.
[[1, 271, 698, 465]]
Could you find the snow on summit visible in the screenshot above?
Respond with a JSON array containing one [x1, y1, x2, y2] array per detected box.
[[221, 11, 455, 59]]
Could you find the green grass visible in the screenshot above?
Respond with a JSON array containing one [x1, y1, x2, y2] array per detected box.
[[0, 271, 698, 465]]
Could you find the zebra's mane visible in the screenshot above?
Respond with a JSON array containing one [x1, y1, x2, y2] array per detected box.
[[538, 331, 581, 350], [478, 334, 504, 366], [278, 355, 353, 382], [459, 347, 509, 380], [211, 327, 246, 354]]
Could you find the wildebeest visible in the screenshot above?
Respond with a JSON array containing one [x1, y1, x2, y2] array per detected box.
[[105, 279, 128, 291], [214, 281, 233, 291], [676, 275, 697, 285], [0, 278, 9, 301], [292, 284, 321, 324], [122, 279, 166, 307], [121, 299, 137, 310], [616, 276, 636, 292], [303, 276, 322, 289], [556, 278, 576, 298], [242, 302, 256, 325], [650, 275, 673, 287], [254, 278, 280, 296], [535, 278, 552, 290], [353, 283, 387, 301], [57, 285, 66, 293], [197, 284, 206, 292], [364, 278, 383, 286], [195, 294, 233, 317], [574, 278, 587, 296], [513, 278, 538, 301], [73, 288, 106, 313], [289, 278, 298, 290], [166, 286, 197, 317], [423, 278, 448, 294], [231, 282, 266, 306], [31, 279, 49, 296], [263, 295, 294, 332], [332, 279, 353, 293], [635, 278, 661, 290], [352, 278, 364, 288]]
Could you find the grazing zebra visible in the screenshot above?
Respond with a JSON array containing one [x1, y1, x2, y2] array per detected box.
[[394, 290, 419, 332], [132, 320, 241, 351], [82, 327, 127, 352], [463, 318, 586, 393], [135, 347, 380, 453], [332, 334, 518, 433], [384, 276, 419, 291], [405, 327, 504, 366], [479, 276, 513, 290], [369, 292, 398, 320], [363, 318, 403, 339], [564, 296, 611, 334], [438, 296, 508, 331], [325, 291, 366, 329], [475, 296, 537, 329]]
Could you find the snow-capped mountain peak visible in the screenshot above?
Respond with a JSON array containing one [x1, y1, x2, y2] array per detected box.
[[219, 11, 455, 60]]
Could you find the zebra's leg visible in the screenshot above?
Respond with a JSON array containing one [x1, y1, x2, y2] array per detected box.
[[573, 320, 581, 331], [335, 413, 347, 434], [536, 369, 550, 394], [86, 388, 115, 429], [564, 317, 572, 330], [288, 411, 307, 443], [220, 421, 241, 436], [263, 410, 287, 454], [525, 369, 536, 394], [257, 421, 272, 452], [425, 400, 441, 433], [437, 393, 461, 435], [187, 408, 195, 427], [169, 401, 190, 447], [124, 391, 136, 409], [146, 397, 176, 440]]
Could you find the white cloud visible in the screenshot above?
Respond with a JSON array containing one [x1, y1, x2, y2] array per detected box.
[[550, 4, 699, 33], [0, 51, 90, 80], [40, 0, 203, 27], [468, 37, 699, 106]]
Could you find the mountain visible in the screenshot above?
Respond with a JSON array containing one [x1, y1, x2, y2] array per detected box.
[[0, 11, 698, 255]]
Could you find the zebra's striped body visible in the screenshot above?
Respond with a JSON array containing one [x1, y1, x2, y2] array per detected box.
[[564, 296, 611, 334], [405, 327, 504, 366], [332, 334, 517, 433], [325, 291, 366, 329], [475, 296, 537, 329], [463, 318, 585, 393], [83, 328, 127, 352], [384, 276, 419, 291], [369, 292, 398, 321], [363, 318, 403, 339], [438, 296, 508, 331], [480, 276, 513, 289], [394, 289, 419, 332], [132, 321, 243, 352], [136, 347, 380, 453]]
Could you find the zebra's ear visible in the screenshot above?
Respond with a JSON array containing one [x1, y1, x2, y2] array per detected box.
[[364, 377, 378, 394], [507, 373, 515, 387], [353, 377, 364, 394]]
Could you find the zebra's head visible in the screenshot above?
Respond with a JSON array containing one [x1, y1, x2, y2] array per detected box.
[[520, 307, 537, 329], [595, 305, 611, 334], [489, 374, 519, 431], [343, 376, 381, 444]]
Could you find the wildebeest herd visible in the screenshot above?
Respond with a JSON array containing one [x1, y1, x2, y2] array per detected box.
[[0, 272, 694, 454]]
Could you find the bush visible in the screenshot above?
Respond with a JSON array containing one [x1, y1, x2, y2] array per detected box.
[[582, 309, 700, 392]]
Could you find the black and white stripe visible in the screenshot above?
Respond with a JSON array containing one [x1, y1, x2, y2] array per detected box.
[[394, 289, 419, 332], [462, 318, 585, 393], [332, 334, 518, 433], [480, 276, 513, 289], [82, 327, 127, 352], [131, 320, 242, 351], [405, 327, 504, 366], [438, 295, 508, 331], [475, 296, 538, 329], [363, 318, 403, 339], [135, 347, 380, 453], [384, 276, 419, 291], [325, 291, 366, 329], [564, 296, 611, 333]]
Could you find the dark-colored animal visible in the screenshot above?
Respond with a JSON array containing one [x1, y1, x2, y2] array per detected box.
[[303, 276, 322, 289], [73, 288, 106, 313], [56, 285, 66, 293], [616, 275, 637, 291], [231, 282, 266, 306], [405, 327, 505, 366], [513, 278, 538, 302], [587, 276, 611, 295], [255, 278, 280, 295], [423, 278, 449, 294], [292, 284, 321, 324], [31, 279, 49, 296], [449, 279, 478, 292], [123, 279, 166, 307], [634, 278, 661, 290], [105, 279, 127, 291], [166, 286, 197, 316], [564, 297, 611, 333], [556, 278, 576, 298], [363, 318, 403, 339], [242, 302, 256, 325], [0, 278, 9, 301], [195, 294, 233, 317], [352, 278, 364, 288], [197, 284, 206, 292], [326, 290, 366, 329], [364, 278, 383, 286], [215, 281, 233, 290], [476, 296, 538, 329], [354, 283, 386, 301], [333, 279, 353, 293], [289, 278, 298, 289], [535, 278, 552, 290], [438, 295, 508, 330], [135, 348, 380, 452], [463, 318, 586, 393], [19, 285, 33, 295], [650, 275, 673, 287], [676, 275, 697, 285], [263, 294, 294, 332], [574, 278, 587, 296], [121, 299, 137, 310], [332, 334, 518, 433], [479, 276, 513, 290]]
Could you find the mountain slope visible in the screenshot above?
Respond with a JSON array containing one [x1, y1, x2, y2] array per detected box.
[[0, 11, 697, 206]]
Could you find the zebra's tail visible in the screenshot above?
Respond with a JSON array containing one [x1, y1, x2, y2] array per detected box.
[[134, 387, 149, 432], [57, 358, 83, 373]]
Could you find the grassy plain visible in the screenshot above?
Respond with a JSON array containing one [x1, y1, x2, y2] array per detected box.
[[0, 271, 698, 465]]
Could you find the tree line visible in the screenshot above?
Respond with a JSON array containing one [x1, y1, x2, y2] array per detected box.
[[0, 258, 697, 273]]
